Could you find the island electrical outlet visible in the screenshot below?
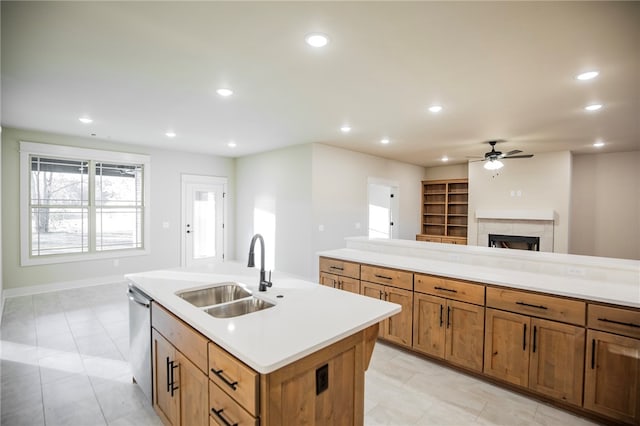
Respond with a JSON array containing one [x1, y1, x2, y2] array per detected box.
[[316, 364, 329, 395]]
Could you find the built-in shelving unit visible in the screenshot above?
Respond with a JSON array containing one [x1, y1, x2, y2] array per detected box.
[[417, 178, 468, 244]]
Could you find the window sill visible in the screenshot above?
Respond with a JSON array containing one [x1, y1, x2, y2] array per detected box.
[[20, 248, 149, 267]]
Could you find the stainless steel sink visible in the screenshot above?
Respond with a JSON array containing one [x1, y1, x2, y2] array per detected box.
[[205, 297, 275, 318], [176, 283, 251, 307]]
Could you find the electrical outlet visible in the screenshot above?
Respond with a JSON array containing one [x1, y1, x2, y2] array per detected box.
[[316, 364, 329, 395]]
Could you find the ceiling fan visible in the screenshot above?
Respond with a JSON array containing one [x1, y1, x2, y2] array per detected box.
[[470, 140, 534, 170]]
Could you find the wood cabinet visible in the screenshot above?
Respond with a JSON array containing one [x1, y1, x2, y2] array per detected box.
[[360, 267, 413, 348], [584, 304, 640, 424], [417, 179, 468, 245], [152, 305, 209, 426], [413, 274, 485, 372], [484, 308, 585, 406], [319, 257, 360, 294], [152, 299, 380, 426]]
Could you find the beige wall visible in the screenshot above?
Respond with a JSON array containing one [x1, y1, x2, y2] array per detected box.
[[423, 163, 468, 181], [467, 151, 572, 252], [2, 127, 235, 290], [235, 144, 313, 278], [570, 151, 640, 260]]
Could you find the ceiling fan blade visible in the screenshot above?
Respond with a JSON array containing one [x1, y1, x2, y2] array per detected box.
[[465, 156, 484, 159], [503, 154, 534, 159], [468, 159, 486, 163], [504, 150, 522, 156]]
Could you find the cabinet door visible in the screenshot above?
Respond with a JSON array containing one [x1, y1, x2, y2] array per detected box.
[[360, 282, 386, 338], [529, 319, 585, 406], [319, 272, 338, 288], [152, 330, 179, 426], [384, 287, 413, 347], [339, 276, 361, 294], [445, 301, 484, 372], [584, 330, 640, 424], [412, 293, 445, 358], [177, 351, 208, 426], [484, 309, 530, 387]]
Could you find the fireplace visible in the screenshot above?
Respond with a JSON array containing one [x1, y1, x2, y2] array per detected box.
[[489, 234, 540, 251], [476, 209, 555, 252]]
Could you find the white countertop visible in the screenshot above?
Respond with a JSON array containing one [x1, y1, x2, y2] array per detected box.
[[318, 246, 640, 309], [126, 262, 399, 374]]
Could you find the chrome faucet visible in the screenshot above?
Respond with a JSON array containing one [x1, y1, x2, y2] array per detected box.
[[247, 233, 272, 292]]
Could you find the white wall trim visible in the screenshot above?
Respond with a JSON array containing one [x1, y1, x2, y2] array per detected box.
[[2, 274, 127, 299], [475, 209, 555, 221]]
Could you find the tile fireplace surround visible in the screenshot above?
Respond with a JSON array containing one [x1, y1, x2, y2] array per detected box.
[[476, 209, 555, 252]]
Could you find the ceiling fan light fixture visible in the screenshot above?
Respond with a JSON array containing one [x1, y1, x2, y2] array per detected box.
[[484, 159, 504, 170]]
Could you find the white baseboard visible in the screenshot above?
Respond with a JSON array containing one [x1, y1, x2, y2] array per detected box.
[[2, 274, 128, 299]]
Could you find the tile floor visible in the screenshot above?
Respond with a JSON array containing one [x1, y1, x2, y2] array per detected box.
[[0, 282, 601, 426]]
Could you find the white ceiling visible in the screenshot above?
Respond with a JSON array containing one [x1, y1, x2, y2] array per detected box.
[[2, 1, 639, 167]]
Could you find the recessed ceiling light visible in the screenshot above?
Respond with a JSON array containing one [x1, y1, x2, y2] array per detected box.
[[585, 103, 603, 111], [216, 88, 233, 97], [79, 116, 93, 124], [227, 141, 237, 148], [380, 138, 390, 145], [340, 125, 351, 133], [441, 156, 449, 162], [165, 132, 176, 138], [429, 105, 443, 113], [593, 141, 605, 148], [305, 33, 329, 48], [576, 71, 599, 81]]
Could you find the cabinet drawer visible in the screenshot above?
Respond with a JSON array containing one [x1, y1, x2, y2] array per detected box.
[[440, 237, 467, 245], [361, 265, 413, 291], [486, 287, 585, 326], [151, 302, 208, 373], [416, 234, 442, 243], [414, 274, 484, 305], [209, 381, 258, 426], [319, 257, 360, 279], [209, 343, 259, 416], [588, 304, 640, 339]]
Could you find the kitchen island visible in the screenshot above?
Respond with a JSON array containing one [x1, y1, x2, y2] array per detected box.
[[126, 262, 400, 426], [319, 237, 640, 425]]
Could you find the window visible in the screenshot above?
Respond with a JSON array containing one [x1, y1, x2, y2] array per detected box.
[[20, 142, 150, 265]]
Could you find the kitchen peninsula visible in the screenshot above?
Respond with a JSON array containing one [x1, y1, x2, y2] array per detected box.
[[319, 237, 640, 425], [126, 262, 400, 426]]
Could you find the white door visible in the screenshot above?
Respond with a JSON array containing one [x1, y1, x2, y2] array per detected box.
[[181, 175, 226, 267], [368, 180, 399, 239]]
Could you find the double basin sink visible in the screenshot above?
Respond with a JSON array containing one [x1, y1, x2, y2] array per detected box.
[[176, 282, 274, 318]]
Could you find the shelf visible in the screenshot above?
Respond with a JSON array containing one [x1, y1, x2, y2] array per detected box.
[[421, 178, 468, 243]]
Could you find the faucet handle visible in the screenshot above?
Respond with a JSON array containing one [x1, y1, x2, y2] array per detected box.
[[266, 270, 273, 287]]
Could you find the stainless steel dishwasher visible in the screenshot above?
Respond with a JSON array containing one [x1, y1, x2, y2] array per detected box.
[[128, 283, 153, 402]]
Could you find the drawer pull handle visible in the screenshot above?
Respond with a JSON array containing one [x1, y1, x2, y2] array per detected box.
[[597, 317, 640, 328], [516, 301, 548, 310], [211, 407, 238, 426], [591, 338, 596, 369], [434, 286, 458, 293], [522, 323, 527, 351], [446, 306, 451, 328], [374, 274, 393, 280], [329, 266, 344, 271], [212, 369, 238, 390], [439, 304, 444, 327]]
